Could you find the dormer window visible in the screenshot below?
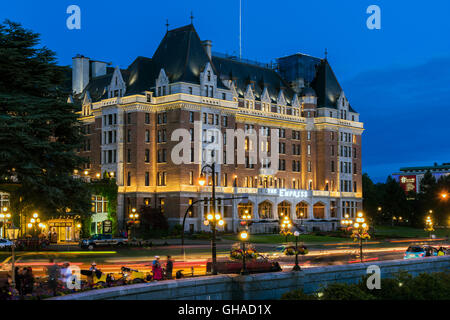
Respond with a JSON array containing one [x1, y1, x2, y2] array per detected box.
[[207, 71, 211, 82]]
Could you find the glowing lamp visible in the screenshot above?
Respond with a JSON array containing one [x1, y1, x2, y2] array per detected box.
[[207, 214, 213, 221], [240, 231, 248, 240], [33, 213, 38, 218], [198, 175, 206, 186], [215, 214, 221, 220], [218, 220, 224, 226]]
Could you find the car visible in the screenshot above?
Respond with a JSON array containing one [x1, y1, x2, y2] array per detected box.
[[0, 239, 13, 249], [404, 245, 438, 259], [80, 234, 128, 250]]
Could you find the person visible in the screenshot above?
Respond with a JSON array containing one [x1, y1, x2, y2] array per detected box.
[[152, 256, 163, 281], [165, 256, 173, 280], [60, 263, 72, 288], [14, 267, 22, 296], [46, 258, 59, 296], [437, 247, 445, 256], [22, 267, 34, 295]]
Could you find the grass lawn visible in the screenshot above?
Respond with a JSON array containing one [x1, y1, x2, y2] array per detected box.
[[222, 233, 349, 244], [374, 225, 450, 238]]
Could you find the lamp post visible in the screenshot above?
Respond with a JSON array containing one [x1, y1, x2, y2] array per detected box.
[[352, 212, 369, 263], [280, 215, 292, 242], [425, 215, 434, 239], [128, 208, 139, 240], [340, 213, 352, 232], [292, 231, 301, 271], [7, 225, 19, 295], [239, 230, 249, 275], [27, 212, 41, 238], [199, 163, 221, 275]]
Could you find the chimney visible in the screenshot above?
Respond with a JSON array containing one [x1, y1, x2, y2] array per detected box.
[[72, 54, 90, 95], [202, 40, 212, 59], [90, 60, 109, 78]]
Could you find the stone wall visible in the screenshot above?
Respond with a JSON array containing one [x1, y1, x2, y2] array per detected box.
[[50, 256, 450, 300]]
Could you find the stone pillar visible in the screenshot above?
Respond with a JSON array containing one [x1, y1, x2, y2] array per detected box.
[[252, 201, 259, 220]]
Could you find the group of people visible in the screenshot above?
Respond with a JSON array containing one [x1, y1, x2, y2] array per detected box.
[[151, 256, 173, 280], [14, 266, 34, 296]]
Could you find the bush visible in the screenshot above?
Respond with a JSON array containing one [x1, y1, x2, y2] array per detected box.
[[281, 271, 450, 300], [319, 283, 375, 300], [281, 289, 316, 300], [170, 224, 183, 236]]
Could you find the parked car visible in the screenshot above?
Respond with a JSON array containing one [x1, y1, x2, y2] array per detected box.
[[80, 234, 128, 250], [0, 239, 13, 250], [404, 245, 438, 259]]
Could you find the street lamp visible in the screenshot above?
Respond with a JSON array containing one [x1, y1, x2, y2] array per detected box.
[[425, 215, 434, 239], [199, 163, 221, 275], [292, 231, 301, 271], [351, 212, 370, 263], [128, 208, 139, 239], [280, 215, 292, 242], [239, 230, 249, 275], [28, 212, 42, 238], [7, 226, 19, 295]]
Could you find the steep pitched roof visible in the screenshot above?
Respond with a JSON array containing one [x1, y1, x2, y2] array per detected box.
[[151, 24, 223, 87], [310, 59, 357, 111], [212, 56, 295, 104], [125, 56, 157, 95]]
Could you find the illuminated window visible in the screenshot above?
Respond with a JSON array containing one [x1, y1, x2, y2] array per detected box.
[[91, 196, 108, 213]]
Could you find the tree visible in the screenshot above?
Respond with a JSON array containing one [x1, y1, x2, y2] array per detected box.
[[362, 173, 382, 223], [380, 176, 411, 224], [0, 20, 90, 222]]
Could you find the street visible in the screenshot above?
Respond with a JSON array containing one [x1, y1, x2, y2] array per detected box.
[[1, 237, 447, 278]]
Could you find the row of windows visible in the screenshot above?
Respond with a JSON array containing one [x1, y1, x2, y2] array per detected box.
[[103, 130, 117, 144], [202, 113, 228, 127], [102, 149, 117, 164], [103, 114, 117, 126], [340, 161, 357, 174], [341, 180, 357, 193]]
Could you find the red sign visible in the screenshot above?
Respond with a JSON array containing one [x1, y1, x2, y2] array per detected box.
[[399, 175, 416, 193]]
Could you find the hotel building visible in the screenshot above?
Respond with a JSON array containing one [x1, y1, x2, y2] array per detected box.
[[72, 24, 364, 234]]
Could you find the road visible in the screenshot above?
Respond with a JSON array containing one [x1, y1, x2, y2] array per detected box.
[[1, 238, 447, 278]]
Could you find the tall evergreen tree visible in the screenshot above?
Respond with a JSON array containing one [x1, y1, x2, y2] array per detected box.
[[0, 20, 90, 221]]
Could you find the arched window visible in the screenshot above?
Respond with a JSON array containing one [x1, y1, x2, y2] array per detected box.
[[238, 202, 253, 219], [296, 202, 308, 219], [313, 202, 326, 219], [277, 201, 291, 219], [258, 201, 273, 219]]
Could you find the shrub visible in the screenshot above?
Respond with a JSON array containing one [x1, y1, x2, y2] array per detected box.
[[281, 289, 316, 300], [319, 283, 375, 300]]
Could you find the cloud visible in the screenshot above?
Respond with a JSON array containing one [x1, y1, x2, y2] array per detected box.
[[342, 57, 450, 182]]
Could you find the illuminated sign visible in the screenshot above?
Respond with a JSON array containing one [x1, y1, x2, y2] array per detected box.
[[260, 188, 308, 198], [399, 175, 416, 193]]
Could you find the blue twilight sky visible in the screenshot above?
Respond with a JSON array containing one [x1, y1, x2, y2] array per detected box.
[[1, 0, 450, 183]]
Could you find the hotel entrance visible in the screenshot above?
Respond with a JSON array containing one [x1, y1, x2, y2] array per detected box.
[[48, 218, 80, 243]]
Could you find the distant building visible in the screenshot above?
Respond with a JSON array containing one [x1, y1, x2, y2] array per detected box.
[[392, 162, 450, 193]]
